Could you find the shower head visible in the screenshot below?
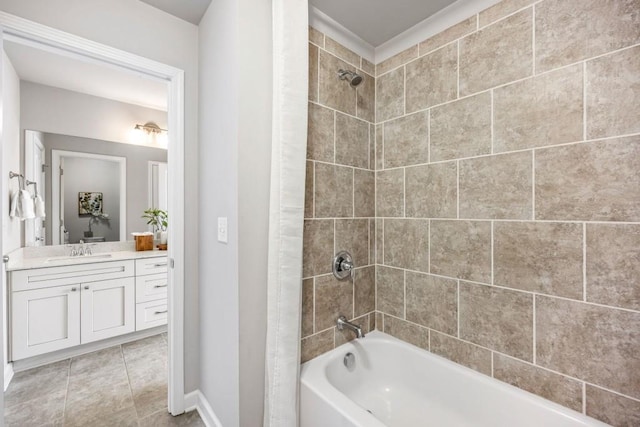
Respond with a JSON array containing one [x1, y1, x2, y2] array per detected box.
[[338, 69, 363, 87]]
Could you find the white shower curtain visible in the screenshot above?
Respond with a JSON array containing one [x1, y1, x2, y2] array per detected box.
[[264, 0, 308, 426]]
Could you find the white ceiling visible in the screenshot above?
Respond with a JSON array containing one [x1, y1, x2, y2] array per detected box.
[[4, 41, 168, 112], [139, 0, 212, 25], [310, 0, 459, 47]]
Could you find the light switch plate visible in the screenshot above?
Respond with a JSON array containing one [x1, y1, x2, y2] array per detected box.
[[217, 217, 228, 243]]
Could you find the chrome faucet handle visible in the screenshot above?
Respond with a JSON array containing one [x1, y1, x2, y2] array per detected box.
[[333, 251, 355, 281]]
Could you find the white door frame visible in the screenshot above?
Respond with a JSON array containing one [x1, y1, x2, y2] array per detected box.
[[51, 150, 127, 244], [0, 12, 186, 415], [24, 130, 45, 246]]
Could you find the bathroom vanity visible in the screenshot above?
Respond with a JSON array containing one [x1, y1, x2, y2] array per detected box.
[[6, 248, 168, 361]]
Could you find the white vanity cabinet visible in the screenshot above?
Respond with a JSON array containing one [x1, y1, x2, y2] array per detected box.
[[10, 260, 135, 360], [135, 257, 168, 330]]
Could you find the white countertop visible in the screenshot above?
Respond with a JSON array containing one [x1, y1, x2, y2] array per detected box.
[[5, 243, 167, 272]]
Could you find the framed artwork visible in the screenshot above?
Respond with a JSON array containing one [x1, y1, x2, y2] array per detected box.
[[78, 192, 103, 216]]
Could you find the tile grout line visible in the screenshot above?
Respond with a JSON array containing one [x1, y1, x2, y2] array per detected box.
[[582, 382, 587, 414], [532, 4, 536, 76], [313, 277, 316, 334], [490, 221, 494, 285], [62, 358, 72, 423], [531, 150, 535, 220], [457, 280, 460, 338], [532, 295, 536, 365], [403, 270, 407, 320], [583, 223, 587, 302], [583, 61, 587, 141], [490, 89, 494, 154], [457, 40, 460, 99], [121, 345, 140, 421], [456, 161, 460, 219]]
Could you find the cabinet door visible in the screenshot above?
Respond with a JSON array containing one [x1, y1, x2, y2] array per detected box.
[[11, 285, 81, 360], [81, 277, 135, 344]]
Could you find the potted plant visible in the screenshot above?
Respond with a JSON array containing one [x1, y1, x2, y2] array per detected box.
[[85, 212, 110, 238], [142, 208, 168, 244]]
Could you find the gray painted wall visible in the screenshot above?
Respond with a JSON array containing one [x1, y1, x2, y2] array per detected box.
[[42, 133, 167, 244], [1, 0, 200, 394]]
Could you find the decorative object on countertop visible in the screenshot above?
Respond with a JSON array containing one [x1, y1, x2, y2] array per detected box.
[[142, 208, 168, 245], [132, 232, 154, 251]]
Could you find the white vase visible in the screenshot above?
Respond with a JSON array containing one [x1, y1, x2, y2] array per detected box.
[[160, 231, 168, 245]]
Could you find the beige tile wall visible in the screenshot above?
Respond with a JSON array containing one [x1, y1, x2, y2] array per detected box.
[[373, 0, 640, 425], [304, 0, 640, 424], [302, 29, 376, 362]]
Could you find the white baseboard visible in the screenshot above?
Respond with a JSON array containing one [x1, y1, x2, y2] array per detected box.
[[184, 390, 223, 427], [4, 362, 14, 391]]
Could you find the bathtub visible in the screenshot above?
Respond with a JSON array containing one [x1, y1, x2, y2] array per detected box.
[[300, 331, 608, 427]]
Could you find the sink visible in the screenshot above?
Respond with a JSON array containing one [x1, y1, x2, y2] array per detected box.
[[45, 254, 113, 263]]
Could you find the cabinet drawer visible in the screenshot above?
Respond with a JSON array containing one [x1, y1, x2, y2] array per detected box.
[[136, 273, 168, 303], [11, 260, 134, 292], [135, 257, 168, 276], [136, 300, 168, 331]]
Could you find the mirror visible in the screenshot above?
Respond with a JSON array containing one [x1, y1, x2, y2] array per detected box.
[[3, 38, 170, 247], [27, 130, 167, 245]]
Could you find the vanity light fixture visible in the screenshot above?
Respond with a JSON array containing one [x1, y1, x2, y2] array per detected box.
[[131, 122, 168, 147]]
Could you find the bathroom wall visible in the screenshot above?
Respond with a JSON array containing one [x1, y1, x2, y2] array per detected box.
[[373, 0, 639, 425], [301, 28, 377, 362]]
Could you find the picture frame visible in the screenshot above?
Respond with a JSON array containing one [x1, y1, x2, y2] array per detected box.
[[78, 192, 103, 216]]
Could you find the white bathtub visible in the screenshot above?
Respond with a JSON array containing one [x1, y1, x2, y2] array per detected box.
[[301, 331, 608, 427]]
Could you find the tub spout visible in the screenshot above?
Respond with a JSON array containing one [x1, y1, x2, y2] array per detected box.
[[337, 316, 365, 339]]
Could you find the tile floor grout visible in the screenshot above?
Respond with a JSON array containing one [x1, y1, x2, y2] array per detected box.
[[4, 333, 203, 427]]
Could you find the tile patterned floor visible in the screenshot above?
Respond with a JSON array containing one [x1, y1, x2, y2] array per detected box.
[[4, 333, 204, 427]]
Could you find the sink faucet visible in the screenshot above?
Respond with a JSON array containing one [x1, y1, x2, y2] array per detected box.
[[337, 316, 365, 339]]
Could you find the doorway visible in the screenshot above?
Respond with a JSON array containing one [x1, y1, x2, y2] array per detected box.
[[0, 14, 186, 417]]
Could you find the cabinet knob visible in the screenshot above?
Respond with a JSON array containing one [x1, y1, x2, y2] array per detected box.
[[70, 287, 77, 292], [84, 286, 90, 290]]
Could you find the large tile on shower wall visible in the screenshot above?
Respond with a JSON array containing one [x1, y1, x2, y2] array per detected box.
[[478, 0, 533, 27], [430, 332, 492, 375], [376, 169, 404, 218], [302, 219, 334, 278], [383, 315, 429, 351], [494, 222, 583, 299], [309, 26, 324, 47], [460, 282, 534, 361], [419, 16, 476, 56], [535, 136, 640, 221], [301, 329, 334, 363], [302, 278, 314, 337], [459, 8, 532, 96], [354, 266, 375, 317], [354, 169, 374, 218], [319, 50, 356, 116], [429, 92, 491, 162], [586, 224, 640, 311], [375, 124, 383, 170], [307, 102, 334, 162], [493, 353, 583, 412], [356, 71, 375, 123], [309, 43, 318, 102], [335, 219, 369, 268], [376, 67, 404, 122], [493, 65, 583, 152], [314, 162, 354, 218], [383, 219, 429, 272], [376, 266, 405, 318], [405, 43, 457, 113], [587, 45, 640, 139], [536, 296, 640, 399], [430, 220, 491, 283], [361, 57, 375, 76], [376, 45, 418, 76], [314, 274, 353, 331], [325, 36, 360, 67], [335, 113, 369, 169], [304, 161, 313, 218], [405, 272, 457, 335], [375, 219, 383, 264], [383, 112, 429, 168], [535, 0, 640, 73], [405, 162, 457, 219], [586, 385, 640, 427], [460, 151, 532, 220]]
